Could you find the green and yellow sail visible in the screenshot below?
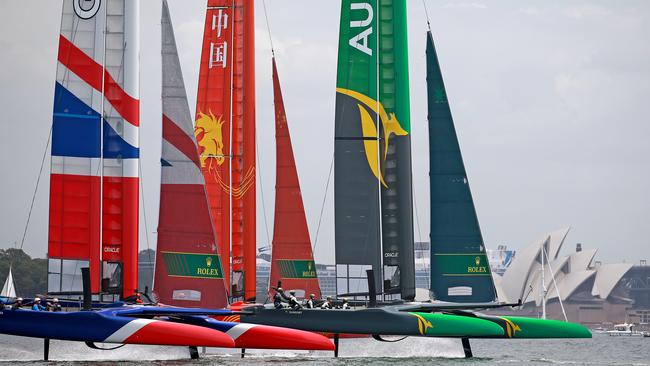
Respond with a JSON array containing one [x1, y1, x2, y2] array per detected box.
[[334, 0, 415, 299]]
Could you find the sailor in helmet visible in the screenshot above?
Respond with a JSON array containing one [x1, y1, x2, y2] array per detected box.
[[287, 290, 302, 310], [340, 298, 350, 310], [50, 298, 62, 312], [304, 293, 316, 309], [320, 296, 334, 309], [273, 287, 286, 309], [32, 297, 46, 311], [10, 297, 23, 310]]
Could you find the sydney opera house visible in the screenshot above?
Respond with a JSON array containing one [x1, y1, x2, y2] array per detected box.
[[487, 228, 650, 327]]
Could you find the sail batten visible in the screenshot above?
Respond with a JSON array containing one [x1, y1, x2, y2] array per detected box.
[[268, 59, 321, 300], [427, 31, 497, 303]]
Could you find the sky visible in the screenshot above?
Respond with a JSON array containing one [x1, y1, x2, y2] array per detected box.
[[0, 1, 648, 266]]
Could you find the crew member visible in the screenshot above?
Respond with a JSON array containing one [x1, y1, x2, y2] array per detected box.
[[49, 298, 62, 312], [32, 297, 46, 311], [304, 293, 316, 309], [340, 298, 350, 310], [320, 296, 333, 309], [287, 290, 302, 310], [273, 287, 286, 309], [10, 297, 23, 310]]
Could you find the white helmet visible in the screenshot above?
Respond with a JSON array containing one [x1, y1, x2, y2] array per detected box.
[[34, 297, 41, 302], [53, 298, 59, 303]]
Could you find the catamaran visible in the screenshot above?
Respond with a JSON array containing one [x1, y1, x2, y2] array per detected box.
[[228, 0, 591, 358], [0, 0, 334, 359]]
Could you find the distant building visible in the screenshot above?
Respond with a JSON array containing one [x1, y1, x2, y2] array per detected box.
[[490, 227, 650, 327], [487, 245, 515, 276]]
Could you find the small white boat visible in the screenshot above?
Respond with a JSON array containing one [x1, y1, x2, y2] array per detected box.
[[606, 323, 645, 337]]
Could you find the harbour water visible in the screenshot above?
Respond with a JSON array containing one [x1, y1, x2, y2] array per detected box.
[[0, 333, 647, 366]]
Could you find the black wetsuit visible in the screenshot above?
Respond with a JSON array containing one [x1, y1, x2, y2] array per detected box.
[[273, 292, 288, 309]]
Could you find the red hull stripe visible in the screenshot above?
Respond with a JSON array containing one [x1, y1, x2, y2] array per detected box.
[[162, 114, 200, 168], [106, 319, 235, 347], [58, 35, 140, 127], [232, 324, 335, 350]]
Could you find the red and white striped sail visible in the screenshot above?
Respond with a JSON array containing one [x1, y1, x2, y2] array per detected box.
[[48, 0, 139, 298], [268, 59, 321, 299], [194, 0, 256, 301], [154, 0, 229, 309]]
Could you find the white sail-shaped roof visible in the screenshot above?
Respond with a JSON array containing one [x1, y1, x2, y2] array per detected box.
[[1, 266, 16, 298], [591, 263, 633, 299], [547, 270, 596, 302], [568, 249, 597, 272], [500, 227, 571, 303]]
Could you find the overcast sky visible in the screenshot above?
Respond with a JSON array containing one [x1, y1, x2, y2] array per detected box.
[[0, 1, 648, 266]]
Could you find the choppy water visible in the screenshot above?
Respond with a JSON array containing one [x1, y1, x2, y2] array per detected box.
[[0, 333, 648, 366]]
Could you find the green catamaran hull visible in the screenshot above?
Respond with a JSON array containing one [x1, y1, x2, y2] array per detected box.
[[240, 306, 591, 339]]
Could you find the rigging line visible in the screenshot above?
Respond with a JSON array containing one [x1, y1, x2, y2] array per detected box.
[[543, 245, 569, 322], [421, 0, 432, 31], [312, 152, 334, 252], [261, 0, 275, 55], [255, 135, 272, 246], [19, 126, 52, 251]]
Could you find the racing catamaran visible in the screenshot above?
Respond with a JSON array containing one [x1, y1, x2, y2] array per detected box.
[[0, 0, 334, 359], [233, 0, 591, 357]]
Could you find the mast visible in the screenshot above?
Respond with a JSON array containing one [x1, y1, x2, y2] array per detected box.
[[154, 0, 229, 309], [541, 242, 547, 319], [334, 0, 414, 299], [426, 31, 497, 303], [195, 0, 255, 301], [268, 58, 321, 300], [49, 0, 140, 299], [242, 0, 257, 302]]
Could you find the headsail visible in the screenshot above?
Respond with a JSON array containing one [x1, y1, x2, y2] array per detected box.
[[154, 0, 229, 308], [334, 0, 414, 299], [194, 0, 257, 301], [1, 266, 16, 298], [426, 31, 497, 302], [268, 59, 321, 300], [49, 0, 140, 298]]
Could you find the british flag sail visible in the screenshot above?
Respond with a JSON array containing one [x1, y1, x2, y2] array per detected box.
[[48, 0, 139, 298], [194, 0, 256, 301], [154, 0, 229, 308]]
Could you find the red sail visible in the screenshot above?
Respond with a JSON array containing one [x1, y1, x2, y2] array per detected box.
[[268, 59, 321, 299], [194, 0, 256, 301], [154, 0, 229, 308]]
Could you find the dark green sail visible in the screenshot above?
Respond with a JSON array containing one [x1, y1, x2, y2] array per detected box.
[[427, 31, 497, 302], [334, 0, 415, 299]]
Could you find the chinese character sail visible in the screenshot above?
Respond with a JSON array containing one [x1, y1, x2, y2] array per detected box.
[[154, 0, 229, 308], [268, 59, 321, 300], [334, 0, 414, 299], [48, 0, 140, 298], [194, 0, 256, 301], [427, 31, 497, 302]]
